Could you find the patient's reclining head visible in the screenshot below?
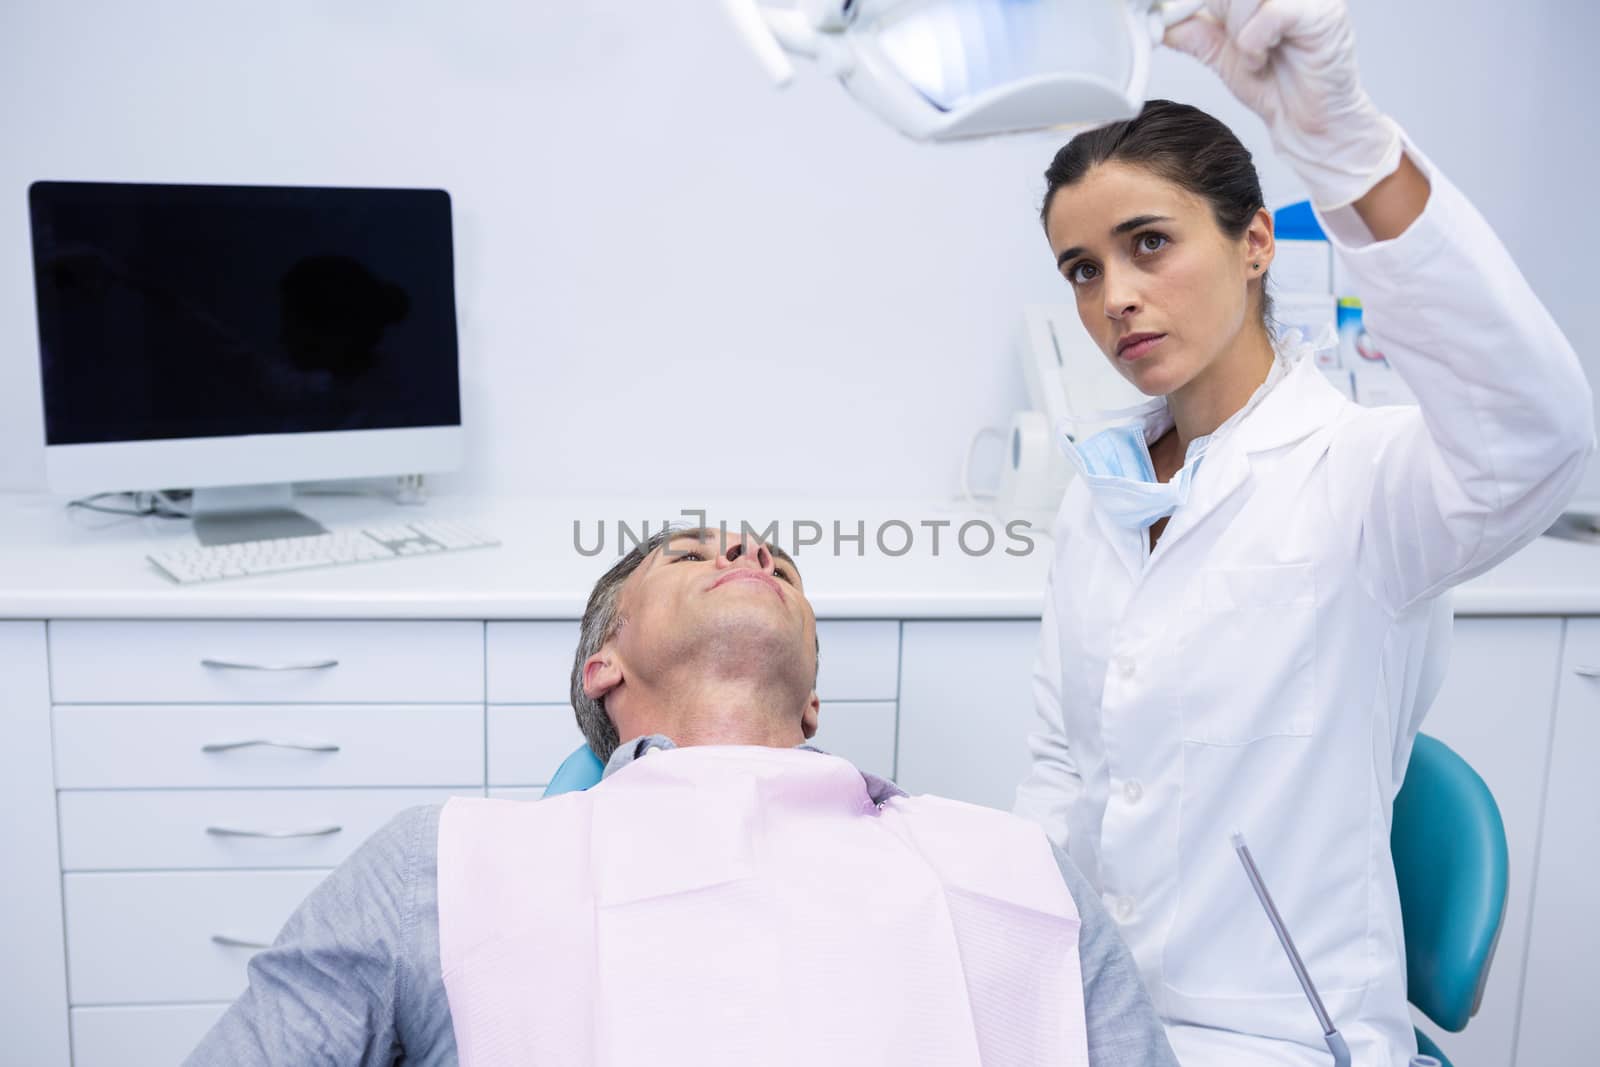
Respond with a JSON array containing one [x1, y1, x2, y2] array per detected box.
[[570, 526, 820, 762]]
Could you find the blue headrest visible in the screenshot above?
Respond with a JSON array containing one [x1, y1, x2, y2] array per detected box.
[[543, 744, 604, 798], [1390, 734, 1509, 1031]]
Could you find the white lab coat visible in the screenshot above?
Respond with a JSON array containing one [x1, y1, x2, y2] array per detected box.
[[1013, 127, 1595, 1066]]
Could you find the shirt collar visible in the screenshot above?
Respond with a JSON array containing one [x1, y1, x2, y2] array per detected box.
[[604, 734, 907, 805], [1156, 324, 1341, 457]]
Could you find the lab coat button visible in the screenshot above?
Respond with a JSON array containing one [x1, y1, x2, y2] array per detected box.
[[1115, 896, 1136, 921], [1123, 780, 1143, 804], [1114, 656, 1136, 679]]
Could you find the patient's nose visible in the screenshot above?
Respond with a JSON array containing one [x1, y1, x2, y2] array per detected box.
[[719, 537, 775, 574]]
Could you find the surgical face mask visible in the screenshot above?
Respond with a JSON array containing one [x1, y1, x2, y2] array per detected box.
[[1059, 402, 1207, 529], [723, 0, 1204, 141], [1055, 327, 1332, 530]]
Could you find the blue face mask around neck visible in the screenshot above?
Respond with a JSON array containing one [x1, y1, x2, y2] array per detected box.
[[1058, 413, 1207, 530]]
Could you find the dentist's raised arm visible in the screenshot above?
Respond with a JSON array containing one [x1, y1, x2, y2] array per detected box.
[[1167, 0, 1595, 610]]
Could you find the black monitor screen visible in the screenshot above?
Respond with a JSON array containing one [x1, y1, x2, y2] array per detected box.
[[29, 181, 461, 446]]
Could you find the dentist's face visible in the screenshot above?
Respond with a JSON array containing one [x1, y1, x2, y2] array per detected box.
[[1044, 161, 1267, 398]]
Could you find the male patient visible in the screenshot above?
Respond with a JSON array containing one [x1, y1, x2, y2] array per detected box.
[[187, 526, 1177, 1067]]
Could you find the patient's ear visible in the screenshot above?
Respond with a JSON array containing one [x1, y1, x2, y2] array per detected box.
[[800, 692, 820, 739], [582, 652, 623, 701]]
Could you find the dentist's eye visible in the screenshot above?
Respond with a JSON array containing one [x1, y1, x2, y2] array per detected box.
[[774, 566, 794, 584], [670, 550, 706, 563], [1135, 232, 1169, 255], [1066, 261, 1098, 286]]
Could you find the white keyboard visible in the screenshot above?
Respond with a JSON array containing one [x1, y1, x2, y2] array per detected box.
[[148, 520, 500, 584]]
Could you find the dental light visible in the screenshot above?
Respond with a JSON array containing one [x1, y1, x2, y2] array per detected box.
[[720, 0, 1204, 141]]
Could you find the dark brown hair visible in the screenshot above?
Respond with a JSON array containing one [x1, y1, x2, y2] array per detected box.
[[1041, 98, 1274, 329]]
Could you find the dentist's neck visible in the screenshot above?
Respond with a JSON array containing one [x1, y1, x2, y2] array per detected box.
[[1165, 326, 1277, 450]]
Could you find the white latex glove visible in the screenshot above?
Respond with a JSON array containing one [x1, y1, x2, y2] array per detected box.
[[1163, 0, 1403, 211]]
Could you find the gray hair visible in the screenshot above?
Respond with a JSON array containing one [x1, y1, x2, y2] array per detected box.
[[568, 523, 818, 763], [569, 526, 681, 763]]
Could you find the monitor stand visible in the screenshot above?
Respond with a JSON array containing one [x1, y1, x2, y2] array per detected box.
[[190, 484, 328, 546]]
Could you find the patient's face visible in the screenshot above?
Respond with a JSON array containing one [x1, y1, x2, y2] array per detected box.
[[614, 529, 818, 697]]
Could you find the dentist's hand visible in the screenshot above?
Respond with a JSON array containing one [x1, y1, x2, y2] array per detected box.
[[1163, 0, 1402, 211]]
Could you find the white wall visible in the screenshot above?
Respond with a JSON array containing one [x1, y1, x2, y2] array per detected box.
[[2, 0, 1595, 500]]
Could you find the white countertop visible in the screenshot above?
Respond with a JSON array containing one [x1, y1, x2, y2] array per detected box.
[[1, 490, 1597, 618]]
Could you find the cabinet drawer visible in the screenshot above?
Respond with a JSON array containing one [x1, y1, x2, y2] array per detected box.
[[65, 870, 327, 1005], [486, 620, 900, 704], [54, 705, 485, 788], [487, 621, 581, 703], [72, 1003, 228, 1067], [49, 620, 484, 703], [488, 704, 586, 786], [1562, 621, 1600, 687], [60, 787, 470, 871]]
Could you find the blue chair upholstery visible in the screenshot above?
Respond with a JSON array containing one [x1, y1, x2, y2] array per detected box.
[[1391, 734, 1510, 1065], [544, 744, 604, 798]]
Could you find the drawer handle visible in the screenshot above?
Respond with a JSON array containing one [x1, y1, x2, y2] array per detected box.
[[206, 824, 343, 839], [201, 657, 340, 672], [1575, 665, 1600, 678], [211, 934, 272, 950], [201, 738, 341, 754]]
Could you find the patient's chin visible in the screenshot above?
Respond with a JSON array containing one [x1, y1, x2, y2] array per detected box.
[[690, 609, 811, 686]]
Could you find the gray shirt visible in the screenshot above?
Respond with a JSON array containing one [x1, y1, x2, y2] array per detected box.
[[187, 740, 1177, 1067]]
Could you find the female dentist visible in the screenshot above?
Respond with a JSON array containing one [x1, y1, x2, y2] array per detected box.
[[1011, 1, 1594, 1064]]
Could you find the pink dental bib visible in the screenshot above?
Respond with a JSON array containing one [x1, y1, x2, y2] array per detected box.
[[438, 745, 1088, 1066]]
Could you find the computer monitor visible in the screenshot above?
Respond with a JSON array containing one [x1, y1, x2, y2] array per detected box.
[[28, 180, 463, 542]]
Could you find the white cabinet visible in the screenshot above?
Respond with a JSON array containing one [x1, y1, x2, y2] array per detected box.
[[0, 622, 71, 1065], [54, 704, 484, 788], [16, 609, 1596, 1066], [59, 788, 466, 871], [41, 618, 490, 1066], [1514, 619, 1600, 1066], [71, 1004, 229, 1067], [896, 620, 1041, 809], [64, 870, 330, 1004], [488, 704, 588, 786], [1406, 619, 1564, 1067], [811, 700, 898, 782], [813, 621, 901, 701], [486, 622, 581, 704], [49, 620, 484, 703]]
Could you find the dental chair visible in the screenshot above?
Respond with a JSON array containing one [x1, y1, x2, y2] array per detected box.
[[544, 744, 605, 798], [544, 732, 1508, 1067], [1391, 733, 1509, 1067]]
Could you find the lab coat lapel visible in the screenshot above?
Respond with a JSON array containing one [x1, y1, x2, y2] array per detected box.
[[1089, 503, 1148, 580], [1146, 443, 1251, 562], [1151, 360, 1344, 561], [1229, 357, 1347, 456]]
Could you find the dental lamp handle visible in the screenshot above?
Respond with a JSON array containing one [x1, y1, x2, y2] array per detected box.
[[720, 0, 813, 87]]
